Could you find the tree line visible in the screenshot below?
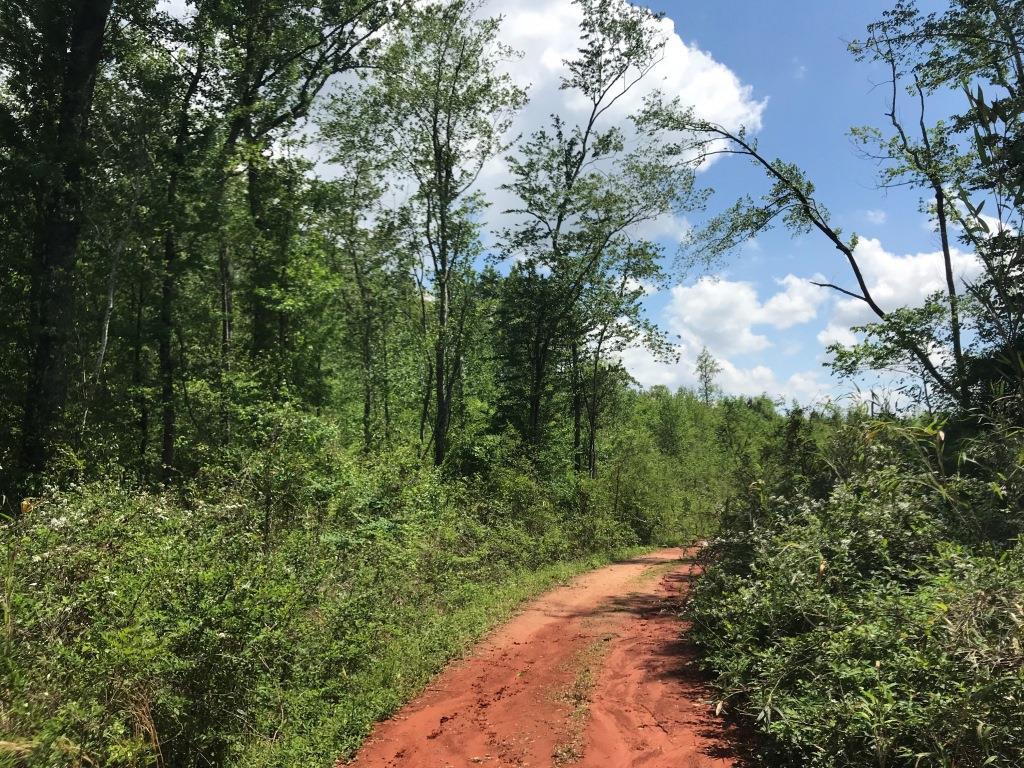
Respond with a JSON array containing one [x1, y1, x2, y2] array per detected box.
[[0, 0, 708, 507]]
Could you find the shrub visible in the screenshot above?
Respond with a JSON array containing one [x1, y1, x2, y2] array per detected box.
[[0, 407, 666, 767], [689, 458, 1024, 768]]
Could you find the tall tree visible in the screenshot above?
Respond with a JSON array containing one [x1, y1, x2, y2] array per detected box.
[[642, 0, 1024, 413], [354, 0, 526, 465], [863, 0, 1024, 408], [3, 0, 116, 491], [155, 0, 398, 475], [695, 346, 722, 405], [498, 0, 695, 462]]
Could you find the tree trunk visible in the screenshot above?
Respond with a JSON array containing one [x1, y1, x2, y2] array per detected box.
[[218, 241, 233, 365], [159, 227, 176, 481], [571, 342, 583, 472], [248, 161, 276, 359], [527, 333, 548, 446], [18, 0, 114, 487], [586, 332, 608, 479], [382, 316, 392, 444], [934, 188, 969, 405], [81, 192, 139, 431], [362, 322, 373, 452], [132, 272, 149, 468], [419, 360, 433, 452], [156, 45, 206, 482], [433, 276, 449, 466]]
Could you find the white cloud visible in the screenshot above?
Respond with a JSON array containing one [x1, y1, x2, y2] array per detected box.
[[494, 2, 766, 133], [625, 276, 659, 296], [305, 1, 762, 252], [617, 272, 833, 403], [665, 273, 828, 356], [978, 212, 1016, 236], [718, 358, 778, 396], [830, 237, 982, 327], [817, 323, 858, 348], [476, 0, 765, 235], [864, 209, 888, 225], [620, 342, 829, 403], [487, 0, 767, 136], [618, 344, 694, 389], [761, 274, 829, 329], [667, 279, 770, 355], [783, 370, 830, 402], [631, 214, 692, 243]]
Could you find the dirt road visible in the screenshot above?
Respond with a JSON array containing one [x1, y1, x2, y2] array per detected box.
[[345, 549, 744, 768]]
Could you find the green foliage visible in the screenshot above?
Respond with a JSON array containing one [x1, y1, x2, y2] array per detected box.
[[672, 4, 1024, 763], [689, 418, 1024, 768], [492, 0, 697, 455], [0, 430, 593, 765], [0, 387, 742, 767]]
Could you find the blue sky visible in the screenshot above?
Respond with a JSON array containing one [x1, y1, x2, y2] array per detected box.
[[463, 0, 980, 403], [612, 0, 975, 403]]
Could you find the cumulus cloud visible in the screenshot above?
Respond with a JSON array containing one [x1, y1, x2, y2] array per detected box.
[[665, 274, 828, 357], [830, 237, 982, 328], [168, 0, 764, 250], [618, 240, 978, 405], [977, 212, 1016, 235], [632, 214, 692, 244], [620, 342, 830, 403], [817, 323, 858, 348], [761, 274, 829, 329], [667, 279, 771, 355], [864, 209, 887, 225], [617, 272, 833, 404], [493, 0, 766, 133], [475, 0, 766, 233]]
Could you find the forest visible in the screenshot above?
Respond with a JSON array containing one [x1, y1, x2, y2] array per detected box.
[[0, 0, 1022, 766]]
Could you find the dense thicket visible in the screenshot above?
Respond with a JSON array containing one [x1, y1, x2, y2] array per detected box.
[[1, 389, 782, 766], [686, 2, 1024, 766]]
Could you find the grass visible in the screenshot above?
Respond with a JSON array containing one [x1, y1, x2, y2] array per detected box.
[[551, 635, 615, 765]]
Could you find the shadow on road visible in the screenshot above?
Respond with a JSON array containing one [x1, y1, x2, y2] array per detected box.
[[586, 566, 764, 767]]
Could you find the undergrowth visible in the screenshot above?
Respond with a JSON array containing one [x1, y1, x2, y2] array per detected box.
[[0, 404, 691, 768], [688, 415, 1024, 768]]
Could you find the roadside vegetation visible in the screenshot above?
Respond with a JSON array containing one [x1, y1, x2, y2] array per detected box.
[[685, 2, 1024, 766], [1, 390, 779, 766]]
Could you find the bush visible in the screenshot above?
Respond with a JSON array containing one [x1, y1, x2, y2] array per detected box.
[[689, 454, 1024, 768], [0, 408, 655, 768]]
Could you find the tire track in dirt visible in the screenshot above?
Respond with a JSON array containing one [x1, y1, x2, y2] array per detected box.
[[344, 549, 744, 768]]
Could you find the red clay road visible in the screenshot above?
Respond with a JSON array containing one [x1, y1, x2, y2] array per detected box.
[[344, 549, 744, 768]]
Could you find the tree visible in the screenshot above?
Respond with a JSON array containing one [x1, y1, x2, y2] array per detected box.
[[861, 0, 1024, 410], [641, 0, 1024, 415], [3, 0, 118, 491], [695, 346, 721, 405], [497, 0, 696, 467], [352, 0, 526, 465]]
